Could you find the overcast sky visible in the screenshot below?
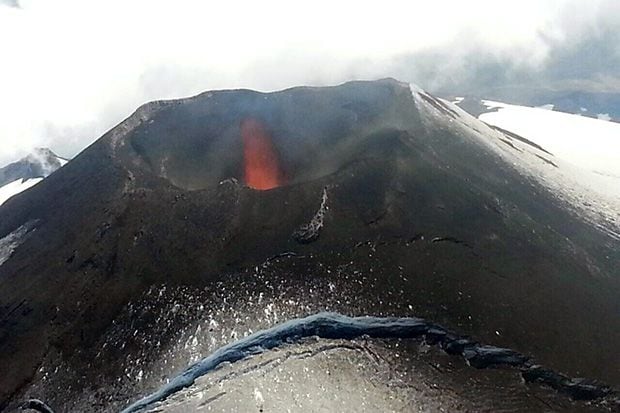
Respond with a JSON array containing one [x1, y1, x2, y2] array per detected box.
[[0, 0, 618, 165]]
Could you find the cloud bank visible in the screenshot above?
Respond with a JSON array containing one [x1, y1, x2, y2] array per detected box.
[[0, 0, 19, 8], [0, 0, 618, 165]]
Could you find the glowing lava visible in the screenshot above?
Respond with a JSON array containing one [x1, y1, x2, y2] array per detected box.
[[241, 118, 284, 190]]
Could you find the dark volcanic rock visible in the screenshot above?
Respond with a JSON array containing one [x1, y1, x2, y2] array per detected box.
[[523, 365, 614, 401], [19, 398, 55, 413], [0, 79, 619, 411]]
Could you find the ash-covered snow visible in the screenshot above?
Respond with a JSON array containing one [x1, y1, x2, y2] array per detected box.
[[0, 221, 36, 266]]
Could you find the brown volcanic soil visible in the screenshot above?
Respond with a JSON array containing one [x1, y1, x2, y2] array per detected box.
[[0, 79, 618, 410]]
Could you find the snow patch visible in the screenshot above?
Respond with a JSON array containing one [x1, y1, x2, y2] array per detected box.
[[0, 178, 43, 206], [479, 100, 620, 178], [253, 388, 264, 404]]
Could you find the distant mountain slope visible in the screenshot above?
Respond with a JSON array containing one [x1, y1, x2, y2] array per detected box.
[[447, 88, 620, 123], [477, 100, 620, 178], [452, 97, 620, 216], [0, 148, 68, 206]]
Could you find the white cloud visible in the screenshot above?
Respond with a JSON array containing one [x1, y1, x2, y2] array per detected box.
[[0, 0, 615, 165]]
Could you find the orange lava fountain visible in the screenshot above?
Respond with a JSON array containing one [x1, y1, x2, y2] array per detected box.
[[241, 118, 284, 190]]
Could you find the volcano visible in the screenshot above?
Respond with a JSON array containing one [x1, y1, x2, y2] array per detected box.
[[0, 79, 619, 412]]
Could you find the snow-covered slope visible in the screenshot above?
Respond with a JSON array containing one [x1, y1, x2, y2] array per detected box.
[[416, 90, 620, 239], [479, 101, 620, 178], [0, 148, 68, 206], [0, 178, 44, 206]]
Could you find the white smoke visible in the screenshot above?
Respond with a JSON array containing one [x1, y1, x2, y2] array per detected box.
[[0, 0, 618, 165]]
